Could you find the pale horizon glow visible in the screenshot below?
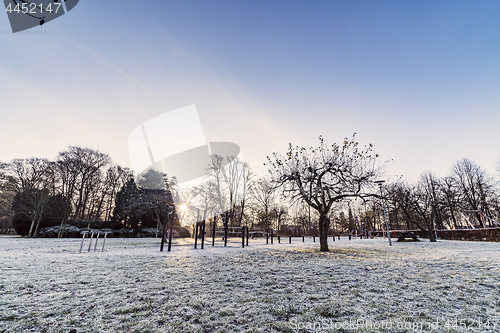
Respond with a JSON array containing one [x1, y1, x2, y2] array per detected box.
[[1, 1, 500, 183]]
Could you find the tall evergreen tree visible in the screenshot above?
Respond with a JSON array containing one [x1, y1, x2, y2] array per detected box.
[[112, 178, 142, 228]]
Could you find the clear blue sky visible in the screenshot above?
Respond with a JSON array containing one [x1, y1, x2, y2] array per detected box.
[[1, 0, 500, 181]]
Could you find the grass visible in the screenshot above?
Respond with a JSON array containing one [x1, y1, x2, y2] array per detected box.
[[0, 237, 499, 332]]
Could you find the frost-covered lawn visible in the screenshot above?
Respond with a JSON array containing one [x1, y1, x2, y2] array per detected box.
[[1, 236, 499, 333]]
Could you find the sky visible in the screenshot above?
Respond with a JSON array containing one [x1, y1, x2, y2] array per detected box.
[[1, 0, 500, 183]]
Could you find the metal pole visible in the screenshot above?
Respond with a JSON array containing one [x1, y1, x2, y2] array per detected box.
[[241, 226, 245, 248], [271, 229, 273, 244], [266, 228, 269, 244], [302, 235, 304, 242], [94, 232, 99, 252], [88, 232, 94, 252], [378, 183, 392, 246], [79, 231, 88, 253], [101, 232, 108, 252], [168, 206, 175, 252], [289, 235, 291, 244], [246, 226, 249, 246]]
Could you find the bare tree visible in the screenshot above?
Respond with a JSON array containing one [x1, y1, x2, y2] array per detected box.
[[0, 162, 14, 234], [101, 166, 133, 222], [188, 180, 220, 221], [203, 155, 251, 227], [8, 158, 55, 237], [235, 160, 253, 227], [67, 147, 111, 221], [387, 175, 439, 242], [440, 176, 460, 229], [54, 153, 80, 237], [0, 162, 12, 217], [249, 177, 276, 231], [272, 205, 288, 235], [206, 155, 230, 215], [452, 159, 497, 227], [267, 135, 380, 251]]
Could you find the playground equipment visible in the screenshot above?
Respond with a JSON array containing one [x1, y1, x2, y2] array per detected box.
[[79, 231, 110, 253]]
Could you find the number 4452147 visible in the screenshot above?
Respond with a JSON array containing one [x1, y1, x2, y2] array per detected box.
[[444, 318, 498, 331], [6, 2, 62, 14]]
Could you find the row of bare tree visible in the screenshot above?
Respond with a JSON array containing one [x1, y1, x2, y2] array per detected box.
[[382, 158, 500, 241], [183, 135, 383, 252], [1, 139, 499, 251], [0, 147, 132, 237]]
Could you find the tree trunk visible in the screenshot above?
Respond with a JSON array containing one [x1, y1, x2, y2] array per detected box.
[[33, 216, 43, 238], [318, 213, 329, 251], [428, 228, 436, 242], [428, 216, 437, 242], [27, 217, 36, 238]]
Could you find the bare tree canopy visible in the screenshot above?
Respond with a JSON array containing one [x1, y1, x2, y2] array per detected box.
[[250, 177, 276, 231], [452, 158, 497, 228], [266, 134, 381, 251], [7, 158, 55, 237], [386, 175, 440, 242]]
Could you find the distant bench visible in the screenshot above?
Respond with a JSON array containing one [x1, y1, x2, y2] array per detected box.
[[397, 231, 419, 242]]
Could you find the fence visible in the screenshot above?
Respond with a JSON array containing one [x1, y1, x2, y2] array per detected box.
[[387, 228, 500, 242], [411, 228, 500, 242]]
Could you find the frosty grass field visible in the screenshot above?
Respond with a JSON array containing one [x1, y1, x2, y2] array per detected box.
[[1, 236, 499, 333]]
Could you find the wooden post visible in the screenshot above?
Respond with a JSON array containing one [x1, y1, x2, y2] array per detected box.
[[271, 229, 273, 244], [246, 226, 249, 246], [313, 235, 315, 243], [241, 226, 245, 248], [160, 205, 168, 252], [302, 235, 304, 242], [289, 235, 291, 244], [278, 235, 280, 243], [332, 234, 335, 242], [194, 222, 199, 249], [201, 220, 206, 249], [266, 228, 269, 244], [212, 215, 216, 247], [224, 212, 229, 247], [168, 206, 174, 252]]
